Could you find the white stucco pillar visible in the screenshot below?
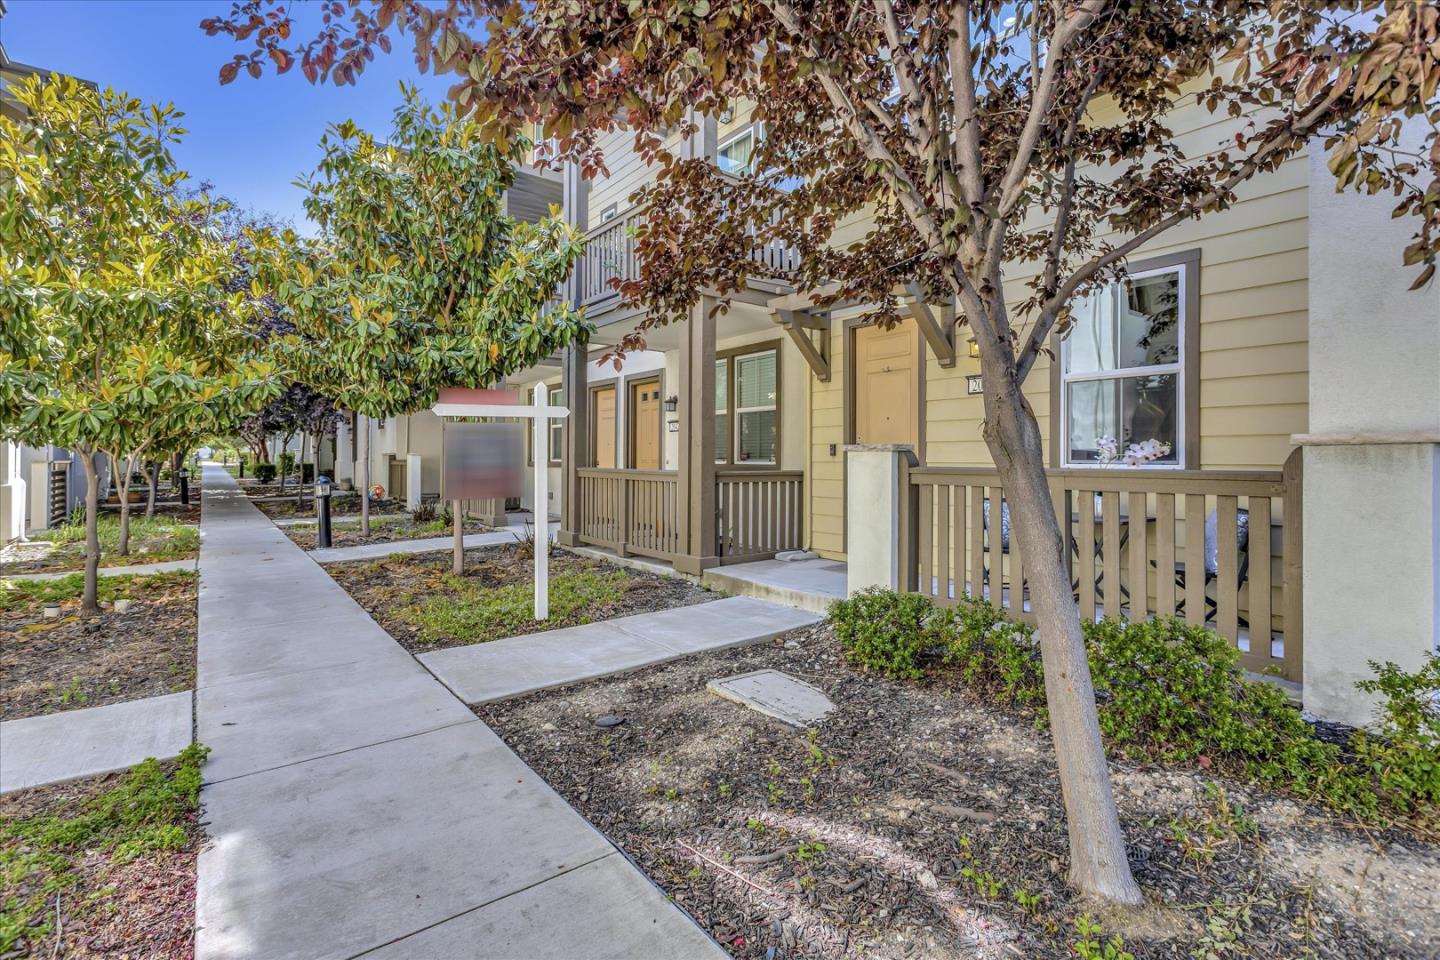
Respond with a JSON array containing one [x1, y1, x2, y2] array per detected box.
[[405, 453, 423, 511], [1301, 123, 1440, 727], [844, 444, 917, 595], [1, 442, 25, 544]]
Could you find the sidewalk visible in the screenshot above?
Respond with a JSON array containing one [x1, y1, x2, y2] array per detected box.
[[194, 465, 722, 959], [2, 558, 195, 582]]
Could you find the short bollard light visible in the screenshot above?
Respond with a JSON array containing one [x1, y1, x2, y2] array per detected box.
[[178, 467, 190, 505], [315, 475, 333, 548]]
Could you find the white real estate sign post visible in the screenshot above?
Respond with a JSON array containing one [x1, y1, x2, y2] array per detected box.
[[432, 383, 568, 620]]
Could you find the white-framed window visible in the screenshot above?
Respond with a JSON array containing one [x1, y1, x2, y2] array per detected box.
[[548, 386, 565, 463], [599, 202, 619, 223], [733, 349, 778, 464], [717, 127, 757, 177], [1060, 264, 1187, 467]]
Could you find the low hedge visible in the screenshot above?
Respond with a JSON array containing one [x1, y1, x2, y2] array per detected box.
[[830, 587, 1439, 827]]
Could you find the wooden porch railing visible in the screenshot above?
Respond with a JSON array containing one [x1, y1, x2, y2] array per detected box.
[[903, 449, 1304, 681], [717, 470, 805, 562], [577, 203, 800, 310], [576, 468, 682, 561]]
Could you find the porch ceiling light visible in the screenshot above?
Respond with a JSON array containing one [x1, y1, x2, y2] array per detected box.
[[663, 395, 679, 412]]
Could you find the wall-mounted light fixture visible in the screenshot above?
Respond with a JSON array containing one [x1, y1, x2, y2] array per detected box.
[[967, 337, 981, 359], [663, 395, 679, 413]]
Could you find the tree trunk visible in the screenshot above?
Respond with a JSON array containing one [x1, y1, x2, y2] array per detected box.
[[452, 499, 464, 575], [116, 451, 137, 556], [145, 460, 159, 517], [980, 364, 1143, 906], [278, 432, 294, 493], [358, 415, 371, 536], [78, 449, 102, 617]]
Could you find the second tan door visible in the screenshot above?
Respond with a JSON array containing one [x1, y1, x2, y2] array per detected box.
[[854, 319, 921, 448], [593, 385, 617, 468], [630, 379, 661, 470]]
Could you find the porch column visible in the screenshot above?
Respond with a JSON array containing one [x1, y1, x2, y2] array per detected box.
[[676, 297, 718, 574], [844, 444, 918, 595], [558, 344, 590, 547], [1300, 124, 1439, 727]]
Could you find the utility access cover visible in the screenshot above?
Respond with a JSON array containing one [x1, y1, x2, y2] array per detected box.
[[707, 670, 835, 728]]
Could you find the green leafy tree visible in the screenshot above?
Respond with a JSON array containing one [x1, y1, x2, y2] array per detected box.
[[264, 87, 590, 532], [0, 77, 281, 612], [209, 0, 1438, 904]]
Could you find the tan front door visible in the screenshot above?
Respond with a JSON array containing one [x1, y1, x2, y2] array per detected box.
[[630, 378, 661, 469], [854, 319, 921, 447], [593, 385, 617, 468]]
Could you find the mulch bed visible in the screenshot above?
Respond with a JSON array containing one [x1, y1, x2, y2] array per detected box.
[[0, 768, 199, 959], [481, 624, 1440, 960], [250, 494, 399, 519], [331, 543, 715, 653], [0, 573, 197, 721], [281, 515, 493, 550]]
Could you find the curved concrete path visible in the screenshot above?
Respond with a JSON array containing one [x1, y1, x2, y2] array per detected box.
[[195, 465, 721, 960]]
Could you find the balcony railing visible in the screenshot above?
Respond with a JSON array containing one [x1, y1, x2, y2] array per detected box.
[[903, 450, 1304, 681], [576, 204, 800, 311]]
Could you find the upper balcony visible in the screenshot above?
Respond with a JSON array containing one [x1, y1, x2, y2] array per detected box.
[[574, 202, 800, 321]]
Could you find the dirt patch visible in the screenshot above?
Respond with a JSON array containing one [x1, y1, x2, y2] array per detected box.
[[0, 572, 196, 721], [0, 754, 203, 959], [281, 514, 492, 550], [331, 543, 715, 652], [481, 624, 1439, 960], [248, 491, 398, 518]]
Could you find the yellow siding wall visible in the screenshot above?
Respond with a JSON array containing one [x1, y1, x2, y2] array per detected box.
[[807, 99, 1311, 559]]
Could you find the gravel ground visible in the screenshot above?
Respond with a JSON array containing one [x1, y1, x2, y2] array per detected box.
[[482, 623, 1440, 960]]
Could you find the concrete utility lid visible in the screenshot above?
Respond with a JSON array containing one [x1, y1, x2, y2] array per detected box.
[[707, 670, 835, 728]]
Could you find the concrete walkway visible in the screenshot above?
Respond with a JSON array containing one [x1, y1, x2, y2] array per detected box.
[[2, 558, 196, 582], [194, 465, 722, 959], [701, 556, 848, 615], [421, 596, 821, 704], [0, 692, 193, 794]]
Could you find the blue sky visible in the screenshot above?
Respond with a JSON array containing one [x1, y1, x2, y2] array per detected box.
[[2, 0, 453, 230]]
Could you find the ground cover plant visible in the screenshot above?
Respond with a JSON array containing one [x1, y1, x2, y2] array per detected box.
[[0, 745, 208, 958], [482, 626, 1440, 960], [831, 589, 1440, 832], [2, 514, 199, 575], [329, 544, 714, 652], [0, 571, 197, 720]]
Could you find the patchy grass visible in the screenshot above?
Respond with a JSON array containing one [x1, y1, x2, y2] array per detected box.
[[396, 568, 630, 645], [329, 544, 715, 652], [281, 512, 490, 550], [0, 745, 208, 957], [0, 569, 194, 614], [6, 515, 199, 574]]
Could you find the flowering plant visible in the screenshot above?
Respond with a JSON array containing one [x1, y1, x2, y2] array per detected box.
[[1095, 436, 1172, 467]]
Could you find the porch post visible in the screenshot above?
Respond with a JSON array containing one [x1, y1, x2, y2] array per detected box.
[[676, 297, 718, 574], [558, 345, 590, 547], [557, 159, 590, 549]]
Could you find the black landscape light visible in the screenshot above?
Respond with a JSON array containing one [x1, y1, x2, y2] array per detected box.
[[178, 467, 190, 505], [316, 475, 333, 548]]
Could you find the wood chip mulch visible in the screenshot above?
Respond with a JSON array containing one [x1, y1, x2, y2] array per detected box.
[[0, 575, 197, 721], [281, 516, 492, 550], [330, 543, 715, 653], [481, 624, 1440, 960]]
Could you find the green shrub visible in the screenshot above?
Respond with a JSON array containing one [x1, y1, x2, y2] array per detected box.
[[829, 587, 937, 679], [277, 451, 295, 476], [1352, 654, 1440, 818], [253, 462, 277, 483], [933, 598, 1045, 708]]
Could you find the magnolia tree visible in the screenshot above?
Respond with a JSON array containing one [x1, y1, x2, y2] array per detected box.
[[256, 88, 591, 534], [0, 77, 282, 612], [207, 0, 1437, 903]]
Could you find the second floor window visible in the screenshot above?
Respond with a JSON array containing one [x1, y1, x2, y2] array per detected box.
[[1061, 264, 1188, 467], [717, 128, 756, 177]]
